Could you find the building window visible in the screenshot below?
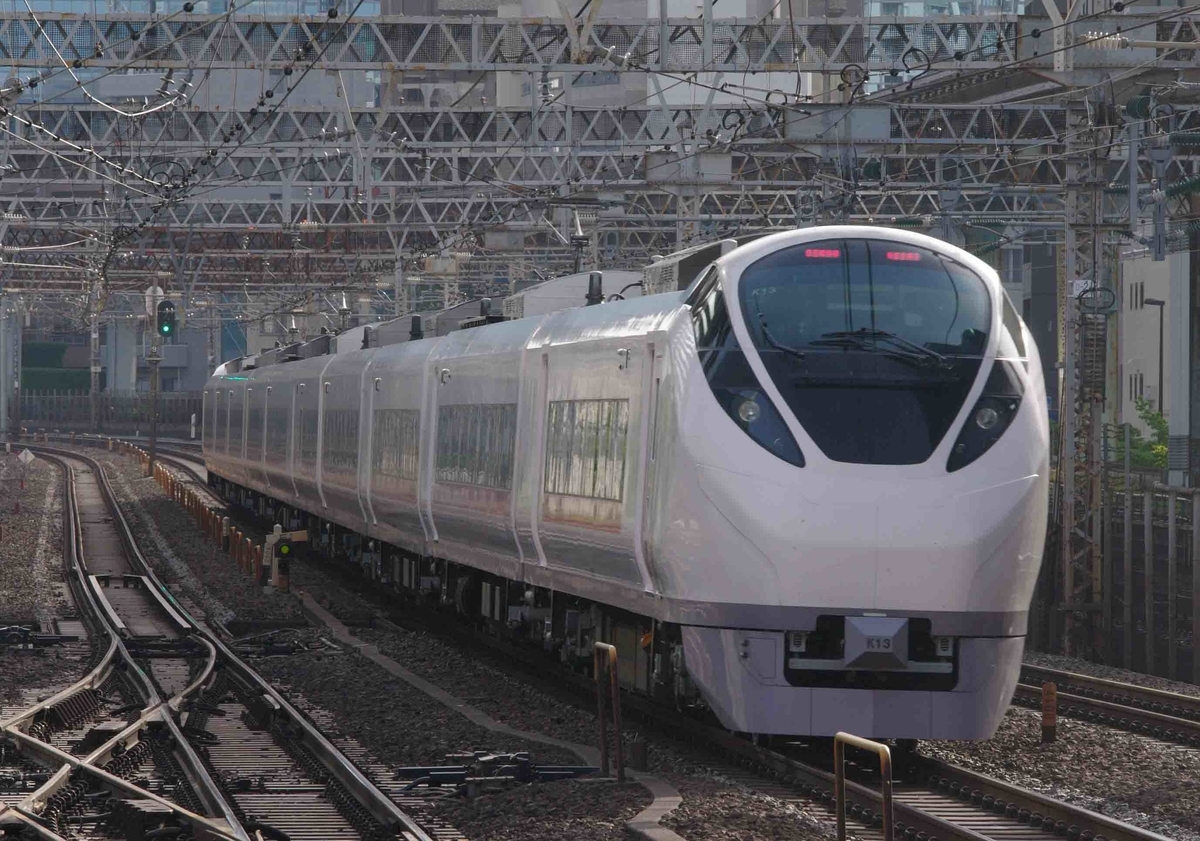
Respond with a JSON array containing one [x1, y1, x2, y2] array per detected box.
[[544, 399, 630, 502], [373, 409, 420, 483], [435, 404, 517, 489]]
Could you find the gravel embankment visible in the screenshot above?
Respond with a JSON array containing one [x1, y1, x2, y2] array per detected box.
[[922, 707, 1200, 841], [1025, 650, 1200, 698], [0, 454, 66, 622], [0, 453, 85, 702], [252, 629, 579, 766], [662, 780, 836, 841], [433, 779, 650, 841], [98, 453, 302, 626]]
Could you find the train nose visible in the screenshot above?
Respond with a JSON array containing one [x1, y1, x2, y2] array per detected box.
[[874, 474, 1044, 616]]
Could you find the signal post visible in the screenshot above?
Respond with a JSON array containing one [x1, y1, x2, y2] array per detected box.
[[148, 299, 176, 475]]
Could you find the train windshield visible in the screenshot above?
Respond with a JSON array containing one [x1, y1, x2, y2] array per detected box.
[[737, 239, 992, 465]]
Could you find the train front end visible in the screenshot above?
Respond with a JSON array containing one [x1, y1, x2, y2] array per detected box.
[[668, 227, 1049, 740]]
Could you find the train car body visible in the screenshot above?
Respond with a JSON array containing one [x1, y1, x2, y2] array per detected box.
[[204, 227, 1049, 740]]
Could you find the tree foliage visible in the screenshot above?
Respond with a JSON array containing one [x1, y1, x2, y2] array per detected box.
[[1113, 398, 1168, 470]]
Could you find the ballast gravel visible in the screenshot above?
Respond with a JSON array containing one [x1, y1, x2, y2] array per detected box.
[[0, 453, 83, 703], [922, 706, 1200, 841], [661, 779, 837, 841], [1025, 650, 1200, 699], [432, 779, 650, 841], [0, 454, 66, 623], [96, 452, 302, 626], [250, 630, 580, 767]]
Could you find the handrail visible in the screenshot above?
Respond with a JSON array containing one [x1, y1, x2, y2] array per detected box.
[[834, 732, 893, 841], [593, 641, 624, 782]]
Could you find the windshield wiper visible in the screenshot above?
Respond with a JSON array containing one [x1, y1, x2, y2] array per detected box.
[[753, 299, 807, 363], [811, 328, 950, 369]]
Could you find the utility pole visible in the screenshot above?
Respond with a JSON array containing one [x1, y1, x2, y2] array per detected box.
[[1055, 95, 1111, 659], [10, 300, 20, 443], [89, 303, 101, 433], [148, 340, 160, 476]]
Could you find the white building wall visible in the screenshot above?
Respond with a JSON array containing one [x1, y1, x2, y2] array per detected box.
[[1118, 253, 1185, 439]]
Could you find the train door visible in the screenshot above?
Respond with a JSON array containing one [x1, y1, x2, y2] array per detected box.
[[424, 349, 523, 576], [246, 384, 266, 488], [222, 386, 231, 456], [262, 384, 274, 491], [537, 335, 662, 594]]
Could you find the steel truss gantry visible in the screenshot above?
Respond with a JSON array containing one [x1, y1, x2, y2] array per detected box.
[[0, 14, 1021, 73], [1, 97, 1189, 290]]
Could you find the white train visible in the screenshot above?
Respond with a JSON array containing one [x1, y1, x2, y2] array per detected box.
[[203, 226, 1049, 740]]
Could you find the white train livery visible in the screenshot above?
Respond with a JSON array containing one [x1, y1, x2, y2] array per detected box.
[[203, 226, 1049, 740]]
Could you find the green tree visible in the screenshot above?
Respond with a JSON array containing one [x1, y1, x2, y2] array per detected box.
[[1113, 398, 1168, 470]]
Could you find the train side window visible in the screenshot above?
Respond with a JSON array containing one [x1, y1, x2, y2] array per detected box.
[[436, 404, 517, 489], [323, 408, 360, 472], [298, 408, 319, 467], [373, 409, 421, 485], [267, 402, 290, 463], [247, 388, 264, 461], [544, 399, 630, 501]]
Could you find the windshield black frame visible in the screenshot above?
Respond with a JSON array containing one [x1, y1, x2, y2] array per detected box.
[[735, 238, 994, 465]]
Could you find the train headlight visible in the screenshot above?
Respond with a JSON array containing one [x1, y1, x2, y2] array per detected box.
[[974, 406, 1000, 430], [947, 360, 1025, 472], [737, 398, 762, 424]]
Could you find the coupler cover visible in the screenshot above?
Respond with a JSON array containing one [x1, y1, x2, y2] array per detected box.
[[843, 616, 908, 669]]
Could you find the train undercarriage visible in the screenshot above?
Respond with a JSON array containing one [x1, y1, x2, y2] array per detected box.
[[208, 474, 707, 717]]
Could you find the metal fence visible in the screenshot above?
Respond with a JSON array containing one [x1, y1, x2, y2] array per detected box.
[[13, 389, 202, 434], [1103, 487, 1200, 682], [1036, 472, 1200, 683]]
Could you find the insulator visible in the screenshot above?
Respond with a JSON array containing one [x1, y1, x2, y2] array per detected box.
[[1084, 32, 1129, 50]]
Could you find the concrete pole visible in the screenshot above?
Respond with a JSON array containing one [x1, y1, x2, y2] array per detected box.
[[90, 308, 101, 432], [1167, 250, 1190, 487], [0, 294, 8, 438], [148, 346, 160, 475]]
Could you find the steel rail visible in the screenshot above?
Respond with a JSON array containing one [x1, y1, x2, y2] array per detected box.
[[13, 446, 251, 841], [907, 754, 1177, 841], [73, 437, 1179, 841], [1020, 663, 1200, 721], [37, 443, 439, 841]]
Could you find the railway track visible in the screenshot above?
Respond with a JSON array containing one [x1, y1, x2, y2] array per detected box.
[[56, 438, 1186, 841], [1015, 663, 1200, 746], [404, 609, 1177, 841], [1, 445, 442, 841]]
